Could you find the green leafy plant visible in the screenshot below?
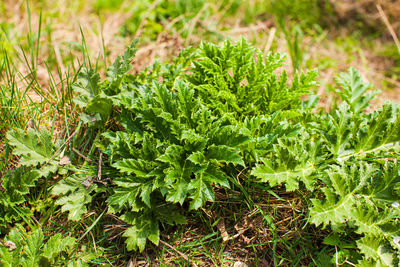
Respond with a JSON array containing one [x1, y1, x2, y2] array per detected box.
[[252, 69, 400, 265], [0, 168, 40, 233], [6, 38, 400, 265], [0, 226, 75, 266], [335, 67, 380, 113], [1, 128, 68, 233], [52, 173, 98, 221], [0, 226, 100, 266], [187, 39, 317, 120], [52, 38, 317, 253], [6, 128, 62, 177]]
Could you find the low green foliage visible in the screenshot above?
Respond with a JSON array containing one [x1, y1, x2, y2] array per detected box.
[[52, 38, 316, 254], [252, 69, 400, 264], [187, 39, 317, 119], [0, 226, 102, 266], [0, 168, 40, 232], [52, 174, 97, 221], [335, 67, 380, 113], [1, 127, 68, 233], [0, 227, 75, 267], [6, 128, 61, 176], [4, 38, 400, 265]]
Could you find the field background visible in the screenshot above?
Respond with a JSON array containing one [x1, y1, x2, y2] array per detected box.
[[1, 0, 400, 266], [2, 0, 400, 145]]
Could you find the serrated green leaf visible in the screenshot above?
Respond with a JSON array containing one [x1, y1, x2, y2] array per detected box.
[[335, 67, 379, 114], [41, 234, 76, 260], [0, 227, 80, 266], [252, 130, 320, 190], [73, 68, 101, 108], [252, 160, 314, 191], [107, 187, 140, 212], [107, 39, 138, 82], [24, 228, 44, 266], [166, 181, 189, 205], [85, 97, 113, 121], [124, 227, 147, 252], [187, 151, 206, 165], [357, 236, 395, 266], [2, 168, 40, 204], [55, 190, 91, 221], [207, 145, 244, 166], [112, 158, 150, 176], [310, 162, 400, 240], [123, 213, 160, 252], [6, 128, 58, 167], [188, 173, 214, 210]]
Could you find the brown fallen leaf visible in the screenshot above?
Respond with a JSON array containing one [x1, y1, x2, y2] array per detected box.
[[82, 178, 93, 189], [126, 258, 136, 267], [233, 261, 248, 267], [3, 241, 17, 251], [59, 155, 71, 166]]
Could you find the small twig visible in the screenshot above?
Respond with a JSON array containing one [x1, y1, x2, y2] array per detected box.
[[72, 147, 92, 162], [229, 228, 247, 241], [264, 27, 276, 54], [159, 240, 198, 267], [30, 215, 41, 227], [377, 4, 400, 55], [42, 130, 77, 167], [344, 260, 356, 267], [80, 220, 97, 253], [97, 152, 103, 180], [236, 166, 248, 183], [335, 246, 339, 267]]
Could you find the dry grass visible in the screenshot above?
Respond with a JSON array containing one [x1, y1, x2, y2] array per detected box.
[[332, 0, 400, 35], [3, 0, 400, 111]]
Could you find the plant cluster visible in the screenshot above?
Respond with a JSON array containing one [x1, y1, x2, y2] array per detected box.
[[3, 38, 400, 265], [0, 226, 90, 266]]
